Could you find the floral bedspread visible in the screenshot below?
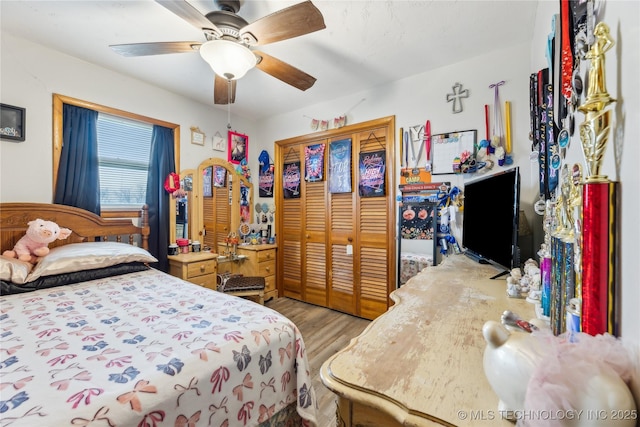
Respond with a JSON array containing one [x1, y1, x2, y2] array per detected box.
[[0, 269, 317, 426]]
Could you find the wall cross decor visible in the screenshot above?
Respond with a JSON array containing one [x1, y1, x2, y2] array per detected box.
[[446, 83, 469, 114]]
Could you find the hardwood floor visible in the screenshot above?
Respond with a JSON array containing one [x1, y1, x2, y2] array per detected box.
[[266, 297, 371, 427]]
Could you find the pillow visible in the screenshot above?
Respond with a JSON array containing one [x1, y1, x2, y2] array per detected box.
[[25, 241, 157, 282], [2, 262, 150, 295], [0, 256, 34, 284]]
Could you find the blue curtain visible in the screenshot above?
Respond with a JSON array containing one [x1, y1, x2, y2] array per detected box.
[[54, 104, 100, 214], [146, 125, 175, 272]]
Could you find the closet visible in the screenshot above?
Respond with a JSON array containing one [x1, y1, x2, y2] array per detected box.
[[274, 116, 396, 320]]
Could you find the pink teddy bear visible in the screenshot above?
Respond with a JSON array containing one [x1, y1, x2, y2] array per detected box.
[[3, 219, 72, 263]]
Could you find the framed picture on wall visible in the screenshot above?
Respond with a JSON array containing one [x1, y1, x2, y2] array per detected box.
[[190, 127, 205, 146], [1, 103, 25, 142], [228, 130, 248, 164]]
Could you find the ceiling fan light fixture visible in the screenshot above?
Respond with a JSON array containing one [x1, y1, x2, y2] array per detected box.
[[199, 39, 256, 80]]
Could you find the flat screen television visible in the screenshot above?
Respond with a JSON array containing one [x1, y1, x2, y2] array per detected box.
[[462, 167, 520, 278]]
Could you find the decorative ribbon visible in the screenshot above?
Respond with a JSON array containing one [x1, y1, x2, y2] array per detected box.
[[210, 366, 231, 394], [258, 404, 276, 422], [137, 410, 165, 427], [424, 120, 432, 170], [489, 81, 506, 149], [251, 329, 271, 345], [175, 411, 201, 427], [67, 388, 103, 409], [116, 380, 157, 412], [560, 0, 574, 100], [70, 406, 114, 427], [260, 378, 276, 398], [279, 343, 292, 364]]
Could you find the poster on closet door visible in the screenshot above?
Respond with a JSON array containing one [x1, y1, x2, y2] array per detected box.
[[283, 161, 301, 199], [329, 139, 352, 193], [358, 150, 386, 197], [304, 143, 325, 182]]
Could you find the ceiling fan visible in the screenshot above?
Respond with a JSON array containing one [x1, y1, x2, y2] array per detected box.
[[110, 0, 326, 104]]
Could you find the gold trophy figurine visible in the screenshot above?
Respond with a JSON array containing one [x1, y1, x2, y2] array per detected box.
[[578, 22, 616, 182]]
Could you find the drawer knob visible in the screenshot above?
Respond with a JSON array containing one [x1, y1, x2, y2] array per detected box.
[[265, 267, 270, 272], [200, 265, 205, 272]]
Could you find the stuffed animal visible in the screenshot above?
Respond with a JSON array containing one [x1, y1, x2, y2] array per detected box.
[[482, 321, 637, 427], [2, 219, 72, 262]]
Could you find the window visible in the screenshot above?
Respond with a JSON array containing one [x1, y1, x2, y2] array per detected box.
[[97, 113, 152, 207], [52, 94, 180, 211]]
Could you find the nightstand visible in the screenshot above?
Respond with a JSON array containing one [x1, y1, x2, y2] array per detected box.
[[167, 252, 217, 290]]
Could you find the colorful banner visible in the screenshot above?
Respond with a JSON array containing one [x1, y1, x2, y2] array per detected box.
[[358, 150, 386, 197], [304, 143, 325, 182], [258, 165, 274, 197], [283, 161, 301, 199], [328, 139, 352, 193]]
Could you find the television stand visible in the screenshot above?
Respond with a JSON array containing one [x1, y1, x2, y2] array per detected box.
[[464, 251, 510, 279], [490, 270, 510, 280]]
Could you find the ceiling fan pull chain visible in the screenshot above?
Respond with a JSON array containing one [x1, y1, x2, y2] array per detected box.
[[227, 79, 232, 130]]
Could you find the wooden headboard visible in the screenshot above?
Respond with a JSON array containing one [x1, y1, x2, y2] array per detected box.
[[0, 203, 150, 252]]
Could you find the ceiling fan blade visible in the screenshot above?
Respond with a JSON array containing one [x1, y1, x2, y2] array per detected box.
[[240, 1, 325, 46], [155, 0, 221, 34], [214, 74, 237, 104], [254, 51, 316, 91], [110, 41, 202, 57]]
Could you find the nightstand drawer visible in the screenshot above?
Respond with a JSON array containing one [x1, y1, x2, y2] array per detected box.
[[264, 274, 276, 293], [187, 259, 217, 278], [258, 249, 276, 263], [258, 260, 275, 277], [189, 274, 216, 289]]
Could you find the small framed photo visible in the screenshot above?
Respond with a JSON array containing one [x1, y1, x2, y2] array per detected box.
[[212, 132, 225, 152], [228, 130, 248, 164], [1, 104, 26, 142], [190, 126, 205, 146]]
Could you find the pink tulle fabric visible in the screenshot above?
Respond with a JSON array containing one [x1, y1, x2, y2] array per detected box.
[[521, 330, 636, 427]]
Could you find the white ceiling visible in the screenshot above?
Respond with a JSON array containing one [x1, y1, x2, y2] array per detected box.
[[0, 0, 539, 120]]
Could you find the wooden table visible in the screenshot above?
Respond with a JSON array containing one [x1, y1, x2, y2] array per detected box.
[[320, 254, 534, 426]]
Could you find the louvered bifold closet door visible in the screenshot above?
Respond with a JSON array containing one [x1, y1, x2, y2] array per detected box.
[[281, 147, 303, 299], [275, 116, 395, 319], [357, 128, 392, 319], [329, 192, 355, 314], [303, 181, 327, 306]]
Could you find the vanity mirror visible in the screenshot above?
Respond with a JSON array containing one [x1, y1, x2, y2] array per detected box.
[[170, 169, 196, 244], [196, 158, 253, 251]]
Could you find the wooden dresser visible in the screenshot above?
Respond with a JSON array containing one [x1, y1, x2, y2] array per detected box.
[[217, 244, 277, 301], [167, 252, 218, 290], [320, 254, 534, 426]]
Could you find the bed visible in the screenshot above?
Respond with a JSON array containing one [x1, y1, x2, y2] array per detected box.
[[0, 203, 317, 427]]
